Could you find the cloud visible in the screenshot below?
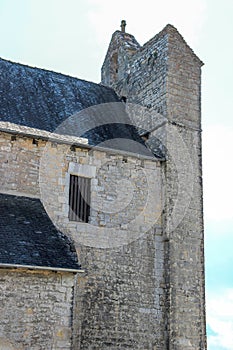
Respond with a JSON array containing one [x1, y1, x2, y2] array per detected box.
[[87, 0, 206, 48], [207, 289, 233, 350], [203, 125, 233, 222], [0, 0, 206, 83]]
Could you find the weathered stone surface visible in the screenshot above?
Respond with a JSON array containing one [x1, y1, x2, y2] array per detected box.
[[101, 23, 206, 349], [0, 269, 76, 350], [0, 23, 206, 350], [0, 129, 164, 349]]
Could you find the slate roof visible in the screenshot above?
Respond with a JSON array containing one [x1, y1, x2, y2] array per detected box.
[[0, 193, 81, 271], [0, 57, 158, 157]]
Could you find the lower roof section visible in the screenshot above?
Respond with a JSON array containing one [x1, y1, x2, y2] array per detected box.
[[0, 193, 81, 272]]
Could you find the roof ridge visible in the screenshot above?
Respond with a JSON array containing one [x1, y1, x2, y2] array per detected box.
[[141, 24, 203, 66], [0, 56, 110, 88]]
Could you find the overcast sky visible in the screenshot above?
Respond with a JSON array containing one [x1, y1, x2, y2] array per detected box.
[[0, 1, 233, 349]]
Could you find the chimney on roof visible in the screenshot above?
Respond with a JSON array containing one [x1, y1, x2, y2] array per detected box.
[[120, 20, 126, 33]]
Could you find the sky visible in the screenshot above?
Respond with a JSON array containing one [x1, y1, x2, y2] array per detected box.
[[0, 0, 233, 348]]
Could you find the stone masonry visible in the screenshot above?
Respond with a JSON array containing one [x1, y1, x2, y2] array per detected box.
[[101, 24, 206, 349], [0, 124, 165, 349], [0, 269, 76, 350], [0, 23, 206, 350]]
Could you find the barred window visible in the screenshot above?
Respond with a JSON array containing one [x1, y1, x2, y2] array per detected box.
[[69, 175, 91, 223]]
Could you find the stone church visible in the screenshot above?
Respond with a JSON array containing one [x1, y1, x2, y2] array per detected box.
[[0, 22, 206, 349]]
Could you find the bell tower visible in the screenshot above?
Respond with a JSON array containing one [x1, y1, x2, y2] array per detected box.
[[101, 22, 206, 349]]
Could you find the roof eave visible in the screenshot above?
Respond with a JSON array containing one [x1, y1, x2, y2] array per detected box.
[[0, 263, 84, 274], [0, 121, 165, 161]]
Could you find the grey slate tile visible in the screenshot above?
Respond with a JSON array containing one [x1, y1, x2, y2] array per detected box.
[[0, 193, 81, 270], [0, 57, 161, 158]]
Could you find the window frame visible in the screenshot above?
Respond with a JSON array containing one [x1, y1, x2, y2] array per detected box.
[[68, 174, 91, 223]]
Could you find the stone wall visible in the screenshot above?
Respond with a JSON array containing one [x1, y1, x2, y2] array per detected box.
[[39, 143, 162, 248], [0, 268, 76, 350], [74, 229, 166, 350], [0, 23, 206, 349], [0, 129, 165, 349], [0, 131, 44, 197], [38, 137, 165, 349], [101, 24, 206, 349], [165, 28, 206, 347]]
